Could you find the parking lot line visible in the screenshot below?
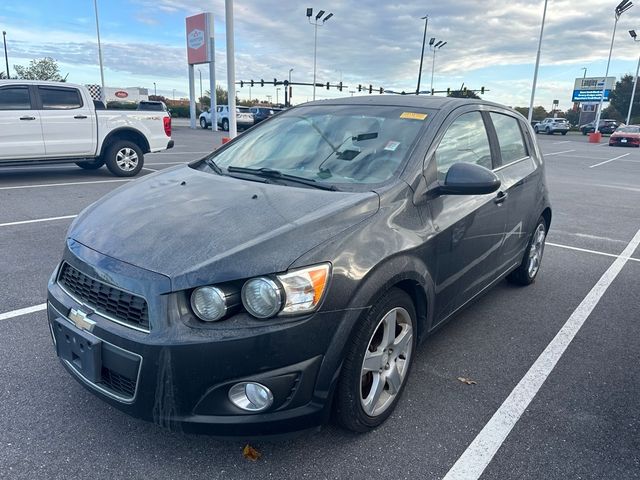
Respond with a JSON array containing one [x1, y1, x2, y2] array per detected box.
[[141, 167, 159, 172], [441, 228, 640, 480], [151, 151, 212, 155], [552, 140, 570, 145], [544, 149, 575, 157], [547, 241, 640, 263], [0, 179, 130, 191], [589, 153, 630, 168], [145, 161, 188, 166], [0, 215, 77, 228], [0, 303, 46, 321]]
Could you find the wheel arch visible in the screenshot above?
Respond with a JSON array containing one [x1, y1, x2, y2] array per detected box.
[[541, 207, 552, 230], [100, 127, 150, 157]]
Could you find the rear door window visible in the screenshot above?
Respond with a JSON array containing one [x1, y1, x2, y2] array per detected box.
[[489, 113, 528, 166], [0, 86, 31, 110], [38, 87, 83, 109]]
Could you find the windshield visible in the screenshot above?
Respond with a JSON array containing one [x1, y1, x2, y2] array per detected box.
[[205, 105, 431, 186], [618, 126, 640, 133]]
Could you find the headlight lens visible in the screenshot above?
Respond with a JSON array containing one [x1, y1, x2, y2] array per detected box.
[[191, 286, 227, 322], [277, 263, 330, 314], [241, 277, 283, 318]]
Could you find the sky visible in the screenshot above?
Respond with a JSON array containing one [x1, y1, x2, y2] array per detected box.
[[2, 0, 640, 110]]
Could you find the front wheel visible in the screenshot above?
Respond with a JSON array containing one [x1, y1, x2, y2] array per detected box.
[[200, 117, 208, 129], [334, 288, 416, 432], [546, 127, 552, 135], [104, 141, 144, 177], [534, 126, 539, 134], [561, 131, 567, 136], [222, 118, 229, 131], [507, 217, 547, 286], [75, 158, 105, 170]]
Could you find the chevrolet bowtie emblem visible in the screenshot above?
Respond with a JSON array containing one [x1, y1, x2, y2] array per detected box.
[[68, 308, 96, 332]]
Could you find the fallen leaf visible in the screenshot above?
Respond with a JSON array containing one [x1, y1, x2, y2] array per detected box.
[[457, 377, 477, 385], [242, 444, 261, 461]]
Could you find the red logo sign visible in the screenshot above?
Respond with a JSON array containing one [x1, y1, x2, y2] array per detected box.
[[114, 91, 128, 98], [186, 13, 211, 65]]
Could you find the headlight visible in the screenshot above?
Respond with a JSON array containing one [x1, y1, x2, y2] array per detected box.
[[241, 277, 283, 318], [191, 286, 227, 322], [277, 263, 330, 315]]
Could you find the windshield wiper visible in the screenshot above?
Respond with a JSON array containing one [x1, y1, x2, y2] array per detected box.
[[227, 166, 338, 191], [205, 157, 223, 175]]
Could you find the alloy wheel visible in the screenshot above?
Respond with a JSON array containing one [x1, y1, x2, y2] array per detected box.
[[115, 148, 139, 172], [527, 223, 546, 278]]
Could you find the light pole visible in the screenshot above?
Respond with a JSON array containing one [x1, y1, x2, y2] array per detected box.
[[627, 29, 640, 124], [416, 15, 429, 95], [429, 38, 446, 95], [581, 67, 588, 79], [306, 7, 333, 101], [93, 0, 106, 101], [198, 68, 203, 110], [153, 82, 156, 96], [287, 68, 293, 106], [528, 0, 548, 125], [276, 87, 281, 105], [594, 0, 633, 135], [172, 88, 176, 100], [2, 31, 9, 79]]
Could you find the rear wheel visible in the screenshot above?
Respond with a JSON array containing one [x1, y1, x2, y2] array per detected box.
[[561, 131, 567, 135], [546, 127, 552, 135], [222, 118, 229, 131], [334, 288, 416, 432], [200, 117, 208, 129], [75, 158, 105, 170], [507, 217, 547, 286], [104, 141, 144, 177]]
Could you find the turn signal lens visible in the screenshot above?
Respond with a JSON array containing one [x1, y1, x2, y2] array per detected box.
[[277, 263, 331, 314]]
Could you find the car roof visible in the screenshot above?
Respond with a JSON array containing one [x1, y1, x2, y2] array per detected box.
[[0, 79, 85, 88]]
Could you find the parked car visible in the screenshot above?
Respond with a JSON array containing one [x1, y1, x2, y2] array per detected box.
[[534, 117, 569, 135], [249, 106, 275, 124], [137, 100, 169, 114], [0, 80, 173, 176], [609, 125, 640, 147], [580, 119, 618, 135], [47, 96, 551, 436], [199, 105, 254, 131]]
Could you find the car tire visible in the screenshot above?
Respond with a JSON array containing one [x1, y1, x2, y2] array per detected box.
[[582, 129, 587, 136], [561, 131, 567, 136], [334, 288, 417, 433], [222, 118, 229, 131], [546, 127, 552, 135], [534, 126, 539, 134], [507, 217, 547, 286], [104, 140, 144, 177], [200, 117, 208, 129], [75, 158, 105, 170]]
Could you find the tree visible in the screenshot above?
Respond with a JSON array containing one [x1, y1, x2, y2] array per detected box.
[[601, 104, 624, 122], [564, 108, 580, 127], [513, 106, 548, 121], [608, 74, 636, 121], [14, 57, 66, 81]]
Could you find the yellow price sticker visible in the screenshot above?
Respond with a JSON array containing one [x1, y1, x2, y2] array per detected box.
[[400, 112, 428, 120]]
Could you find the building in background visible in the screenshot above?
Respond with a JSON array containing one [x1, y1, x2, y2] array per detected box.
[[86, 85, 149, 103]]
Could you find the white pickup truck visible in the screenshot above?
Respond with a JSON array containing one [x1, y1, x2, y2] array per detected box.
[[0, 80, 174, 177]]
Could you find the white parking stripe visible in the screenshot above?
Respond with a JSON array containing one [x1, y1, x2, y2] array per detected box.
[[141, 167, 158, 172], [552, 140, 570, 145], [145, 161, 188, 166], [150, 151, 212, 155], [544, 149, 575, 157], [589, 153, 630, 168], [442, 228, 640, 480], [0, 215, 77, 228], [0, 179, 130, 190], [0, 303, 47, 321], [547, 241, 640, 263]]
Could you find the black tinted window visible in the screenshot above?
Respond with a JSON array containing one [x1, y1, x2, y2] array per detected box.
[[490, 113, 528, 165], [38, 87, 82, 109], [0, 86, 31, 110]]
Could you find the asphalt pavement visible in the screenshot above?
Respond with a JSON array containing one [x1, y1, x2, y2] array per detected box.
[[0, 126, 638, 479]]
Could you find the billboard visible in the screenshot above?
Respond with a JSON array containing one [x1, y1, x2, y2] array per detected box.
[[186, 13, 213, 65], [572, 76, 615, 103]]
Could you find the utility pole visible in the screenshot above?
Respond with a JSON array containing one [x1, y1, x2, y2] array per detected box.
[[416, 15, 428, 95], [528, 0, 548, 124], [2, 31, 9, 79], [93, 0, 106, 101]]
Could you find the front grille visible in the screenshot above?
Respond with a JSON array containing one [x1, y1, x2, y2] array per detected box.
[[58, 263, 149, 331], [100, 367, 136, 398]]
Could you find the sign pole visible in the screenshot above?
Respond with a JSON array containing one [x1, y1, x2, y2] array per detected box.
[[225, 0, 238, 138], [208, 15, 217, 132], [188, 65, 196, 129], [528, 0, 548, 125], [627, 56, 640, 124]]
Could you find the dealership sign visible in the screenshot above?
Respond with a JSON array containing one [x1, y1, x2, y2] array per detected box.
[[114, 91, 128, 99], [572, 76, 615, 103], [186, 13, 213, 65]]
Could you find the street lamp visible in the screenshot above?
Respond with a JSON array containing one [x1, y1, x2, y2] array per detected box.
[[429, 38, 446, 95], [594, 0, 633, 135], [528, 0, 548, 125], [307, 7, 334, 101], [416, 15, 429, 95], [2, 31, 9, 79], [581, 67, 588, 79], [93, 0, 106, 101], [627, 29, 640, 124]]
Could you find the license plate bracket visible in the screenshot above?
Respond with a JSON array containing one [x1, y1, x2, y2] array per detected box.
[[53, 318, 102, 383]]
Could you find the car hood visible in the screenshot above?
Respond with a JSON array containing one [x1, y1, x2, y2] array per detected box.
[[69, 166, 380, 290]]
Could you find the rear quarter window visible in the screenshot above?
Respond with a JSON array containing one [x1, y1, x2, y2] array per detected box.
[[490, 113, 528, 166]]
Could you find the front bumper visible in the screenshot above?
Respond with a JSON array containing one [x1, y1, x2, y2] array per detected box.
[[46, 242, 353, 436]]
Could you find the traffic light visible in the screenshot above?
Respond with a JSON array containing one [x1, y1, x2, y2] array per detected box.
[[260, 79, 264, 87], [369, 84, 372, 94], [431, 88, 434, 95], [338, 81, 343, 92], [240, 81, 244, 88], [358, 84, 362, 92], [379, 87, 384, 94], [273, 78, 277, 86], [250, 79, 254, 87], [326, 82, 330, 90], [480, 86, 485, 95]]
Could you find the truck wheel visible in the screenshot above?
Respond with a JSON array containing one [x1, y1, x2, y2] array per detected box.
[[104, 141, 144, 177], [200, 117, 208, 129], [222, 118, 229, 131], [75, 158, 105, 170]]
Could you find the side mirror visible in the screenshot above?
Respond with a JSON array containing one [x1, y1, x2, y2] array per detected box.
[[439, 162, 501, 195]]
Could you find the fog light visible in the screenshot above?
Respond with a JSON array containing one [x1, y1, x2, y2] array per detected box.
[[228, 382, 273, 412]]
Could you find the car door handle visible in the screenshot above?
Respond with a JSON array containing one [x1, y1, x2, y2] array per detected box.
[[74, 115, 88, 119], [494, 191, 509, 204], [20, 116, 36, 121]]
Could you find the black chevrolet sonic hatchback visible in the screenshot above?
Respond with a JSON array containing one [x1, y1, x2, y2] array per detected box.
[[47, 96, 551, 435]]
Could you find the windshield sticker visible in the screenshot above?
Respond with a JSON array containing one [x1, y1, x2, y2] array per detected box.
[[384, 141, 401, 151], [400, 112, 428, 120]]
